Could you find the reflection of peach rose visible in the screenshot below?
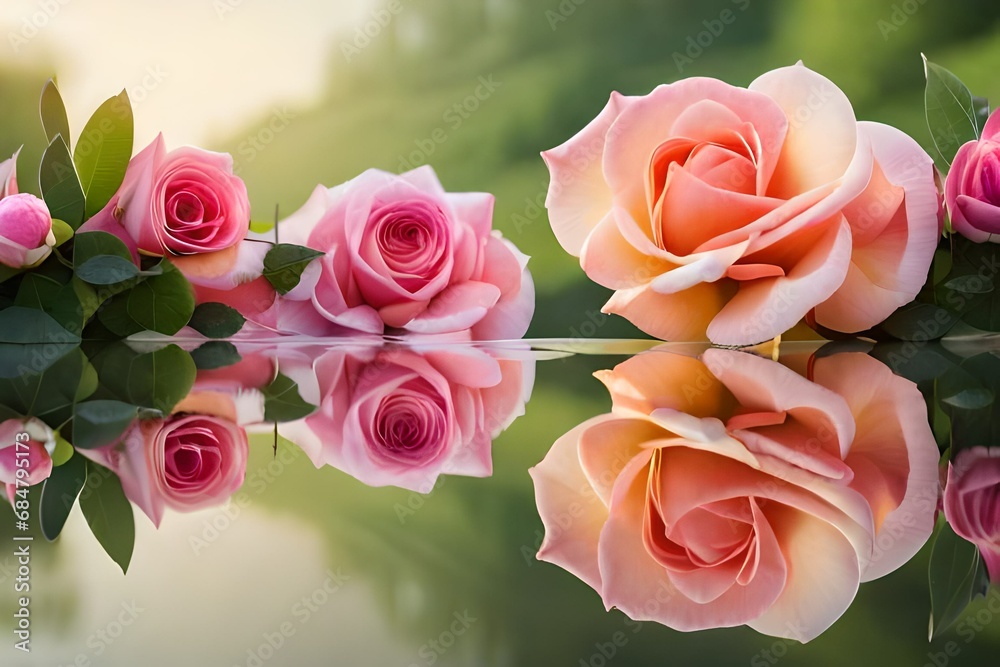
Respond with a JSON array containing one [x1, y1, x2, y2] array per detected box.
[[530, 348, 938, 640], [280, 346, 533, 492], [543, 64, 939, 344], [944, 447, 1000, 581]]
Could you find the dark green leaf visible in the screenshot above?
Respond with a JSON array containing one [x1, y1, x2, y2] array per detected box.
[[73, 90, 134, 219], [923, 56, 979, 168], [191, 341, 242, 370], [39, 79, 71, 147], [79, 461, 135, 574], [263, 243, 323, 295], [944, 274, 994, 294], [73, 231, 133, 265], [0, 346, 87, 416], [72, 400, 139, 449], [39, 451, 87, 541], [0, 343, 77, 380], [93, 343, 196, 414], [940, 388, 995, 411], [14, 273, 88, 334], [99, 260, 195, 336], [928, 521, 989, 638], [0, 306, 80, 345], [39, 134, 85, 228], [188, 302, 246, 338], [76, 255, 140, 286], [972, 96, 991, 137], [263, 372, 316, 422]]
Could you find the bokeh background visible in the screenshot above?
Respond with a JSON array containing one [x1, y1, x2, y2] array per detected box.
[[3, 1, 1000, 665]]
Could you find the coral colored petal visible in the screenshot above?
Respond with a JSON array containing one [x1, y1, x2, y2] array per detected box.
[[543, 92, 636, 255], [605, 279, 737, 342]]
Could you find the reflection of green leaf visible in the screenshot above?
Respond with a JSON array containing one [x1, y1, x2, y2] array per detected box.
[[0, 343, 78, 380], [39, 135, 85, 228], [74, 90, 133, 219], [51, 431, 74, 466], [928, 521, 989, 639], [263, 244, 324, 295], [923, 56, 979, 168], [93, 343, 196, 414], [40, 451, 87, 541], [99, 260, 195, 336], [72, 400, 139, 449], [191, 341, 242, 370], [188, 302, 246, 339], [79, 460, 135, 574], [0, 346, 88, 418], [936, 237, 1000, 332], [263, 372, 316, 422], [39, 79, 71, 147]]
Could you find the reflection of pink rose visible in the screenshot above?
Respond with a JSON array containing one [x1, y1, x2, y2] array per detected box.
[[945, 109, 1000, 243], [530, 348, 937, 641], [257, 167, 533, 339], [944, 447, 1000, 581], [280, 346, 533, 492], [0, 193, 56, 269], [82, 360, 264, 527], [543, 64, 939, 344], [0, 418, 55, 504]]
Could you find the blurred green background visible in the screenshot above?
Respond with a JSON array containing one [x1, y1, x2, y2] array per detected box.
[[4, 0, 1000, 665]]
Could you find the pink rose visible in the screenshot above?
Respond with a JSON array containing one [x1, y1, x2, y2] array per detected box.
[[945, 108, 1000, 242], [279, 345, 533, 492], [258, 166, 533, 339], [0, 418, 55, 504], [81, 134, 252, 276], [530, 347, 938, 641], [944, 447, 1000, 581], [82, 362, 262, 526], [0, 193, 56, 269], [543, 64, 939, 344]]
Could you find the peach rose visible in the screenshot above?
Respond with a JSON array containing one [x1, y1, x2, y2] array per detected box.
[[543, 64, 939, 344], [944, 447, 1000, 581], [530, 347, 938, 640], [279, 345, 533, 492], [945, 108, 1000, 242]]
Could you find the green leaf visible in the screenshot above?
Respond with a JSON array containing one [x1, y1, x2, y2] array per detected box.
[[880, 302, 958, 341], [39, 451, 87, 541], [72, 400, 139, 449], [188, 302, 246, 339], [73, 90, 134, 220], [0, 306, 80, 345], [191, 341, 242, 370], [0, 346, 87, 417], [944, 274, 994, 294], [93, 343, 196, 414], [14, 273, 91, 334], [51, 431, 74, 466], [263, 243, 324, 295], [99, 260, 195, 336], [51, 219, 74, 247], [39, 79, 71, 148], [73, 231, 133, 265], [76, 255, 140, 286], [972, 96, 991, 137], [940, 388, 995, 410], [79, 461, 135, 574], [923, 56, 980, 168], [39, 134, 85, 228], [262, 372, 316, 422], [0, 342, 78, 380], [928, 521, 990, 639]]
